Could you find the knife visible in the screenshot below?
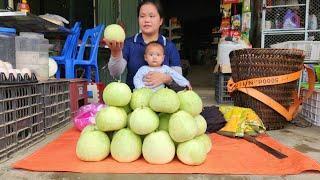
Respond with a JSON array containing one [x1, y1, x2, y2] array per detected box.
[[243, 134, 288, 159]]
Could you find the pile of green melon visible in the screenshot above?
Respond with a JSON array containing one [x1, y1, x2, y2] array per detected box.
[[76, 82, 212, 166]]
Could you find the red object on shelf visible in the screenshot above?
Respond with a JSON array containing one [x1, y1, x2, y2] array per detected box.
[[69, 79, 88, 116]]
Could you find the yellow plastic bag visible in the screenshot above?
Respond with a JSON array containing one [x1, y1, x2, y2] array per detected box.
[[218, 106, 266, 137]]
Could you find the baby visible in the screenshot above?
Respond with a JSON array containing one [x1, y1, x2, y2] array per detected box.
[[133, 41, 192, 91]]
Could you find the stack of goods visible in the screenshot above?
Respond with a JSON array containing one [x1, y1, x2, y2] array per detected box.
[[75, 82, 212, 166], [15, 32, 51, 81], [266, 0, 301, 30], [214, 0, 253, 104], [220, 0, 251, 44], [299, 65, 320, 126], [0, 60, 37, 84]]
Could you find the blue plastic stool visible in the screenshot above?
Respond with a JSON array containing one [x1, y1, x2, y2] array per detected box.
[[52, 22, 81, 79], [65, 24, 105, 82]]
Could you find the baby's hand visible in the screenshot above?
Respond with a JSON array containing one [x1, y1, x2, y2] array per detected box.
[[187, 84, 192, 90], [144, 71, 166, 88]]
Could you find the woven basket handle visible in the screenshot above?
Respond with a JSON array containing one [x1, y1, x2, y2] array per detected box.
[[227, 65, 315, 121]]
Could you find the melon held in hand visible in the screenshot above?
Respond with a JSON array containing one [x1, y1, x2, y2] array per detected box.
[[104, 24, 126, 42]]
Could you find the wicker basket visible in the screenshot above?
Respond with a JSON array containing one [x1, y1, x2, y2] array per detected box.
[[229, 49, 304, 130]]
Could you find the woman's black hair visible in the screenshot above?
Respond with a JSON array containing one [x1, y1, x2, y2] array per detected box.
[[137, 0, 164, 19]]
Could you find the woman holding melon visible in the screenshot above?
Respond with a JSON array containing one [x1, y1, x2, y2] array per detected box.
[[104, 0, 182, 90]]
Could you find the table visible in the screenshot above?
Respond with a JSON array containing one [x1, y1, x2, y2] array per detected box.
[[0, 11, 70, 33]]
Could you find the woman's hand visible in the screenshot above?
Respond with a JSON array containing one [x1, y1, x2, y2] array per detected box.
[[143, 71, 172, 88], [103, 38, 123, 58]]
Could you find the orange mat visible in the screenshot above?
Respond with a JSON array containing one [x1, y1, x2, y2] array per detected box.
[[12, 128, 320, 175]]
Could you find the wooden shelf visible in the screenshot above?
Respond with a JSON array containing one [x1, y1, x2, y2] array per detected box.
[[163, 26, 181, 31]]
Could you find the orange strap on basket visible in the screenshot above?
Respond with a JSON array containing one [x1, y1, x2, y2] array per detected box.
[[227, 65, 315, 121]]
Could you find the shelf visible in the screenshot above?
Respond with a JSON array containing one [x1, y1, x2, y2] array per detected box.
[[307, 29, 320, 32], [304, 60, 320, 64], [163, 26, 181, 30], [265, 4, 306, 9], [263, 28, 306, 34], [171, 35, 182, 40], [0, 11, 70, 33], [261, 1, 319, 48]]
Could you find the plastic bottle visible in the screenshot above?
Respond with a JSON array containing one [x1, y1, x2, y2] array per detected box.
[[275, 13, 282, 29], [309, 14, 318, 30], [19, 0, 30, 13]]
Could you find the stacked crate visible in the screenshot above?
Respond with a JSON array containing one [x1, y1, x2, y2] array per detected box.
[[214, 73, 233, 104], [0, 83, 43, 161], [69, 79, 88, 117], [40, 80, 71, 134], [299, 89, 320, 126]]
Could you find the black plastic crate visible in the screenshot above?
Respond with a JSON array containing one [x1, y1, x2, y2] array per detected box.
[[16, 106, 30, 120], [44, 113, 70, 134], [31, 103, 41, 115], [0, 134, 16, 162], [17, 127, 32, 143], [44, 105, 57, 117], [65, 101, 70, 109], [0, 125, 5, 138], [0, 83, 42, 162], [214, 73, 233, 104], [15, 96, 43, 152], [40, 80, 70, 134], [43, 95, 58, 105], [16, 116, 30, 131], [0, 137, 7, 161], [15, 112, 45, 153], [44, 110, 65, 133], [8, 111, 44, 160], [55, 101, 65, 113], [31, 110, 44, 135], [0, 122, 17, 157], [43, 101, 70, 132], [40, 80, 69, 96]]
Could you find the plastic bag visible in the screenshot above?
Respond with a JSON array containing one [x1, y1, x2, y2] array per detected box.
[[39, 13, 69, 26], [200, 106, 226, 133], [283, 9, 301, 29], [218, 106, 266, 137], [309, 14, 318, 30], [73, 103, 106, 131]]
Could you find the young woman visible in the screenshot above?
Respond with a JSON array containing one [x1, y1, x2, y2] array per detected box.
[[105, 0, 182, 90]]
